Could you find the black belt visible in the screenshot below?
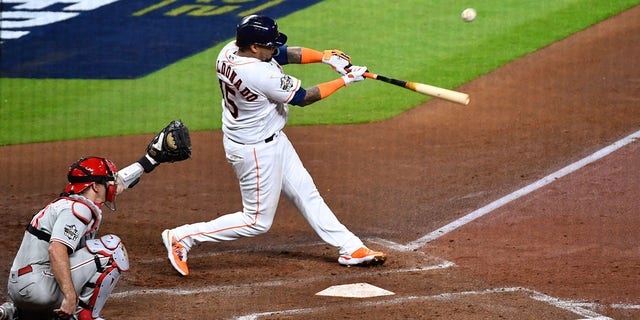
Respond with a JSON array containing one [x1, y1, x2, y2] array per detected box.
[[228, 133, 276, 145]]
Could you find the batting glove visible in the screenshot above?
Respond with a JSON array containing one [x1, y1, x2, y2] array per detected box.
[[322, 50, 352, 75], [342, 65, 367, 86]]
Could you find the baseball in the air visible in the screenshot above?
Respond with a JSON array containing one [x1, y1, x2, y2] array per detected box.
[[461, 8, 477, 22]]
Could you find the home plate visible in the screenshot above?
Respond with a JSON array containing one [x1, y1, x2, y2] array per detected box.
[[316, 283, 395, 298]]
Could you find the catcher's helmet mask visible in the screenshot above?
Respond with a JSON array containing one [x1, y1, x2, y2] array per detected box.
[[235, 15, 287, 49], [64, 156, 119, 210]]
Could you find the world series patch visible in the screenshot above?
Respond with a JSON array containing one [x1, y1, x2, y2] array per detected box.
[[64, 224, 80, 241], [280, 75, 295, 91]]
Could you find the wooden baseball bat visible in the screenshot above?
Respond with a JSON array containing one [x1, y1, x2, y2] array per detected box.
[[363, 72, 470, 105]]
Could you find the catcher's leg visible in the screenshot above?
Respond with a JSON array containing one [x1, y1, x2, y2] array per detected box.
[[77, 267, 121, 320], [78, 235, 129, 319]]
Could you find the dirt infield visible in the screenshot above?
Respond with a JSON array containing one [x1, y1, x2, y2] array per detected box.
[[1, 6, 639, 319]]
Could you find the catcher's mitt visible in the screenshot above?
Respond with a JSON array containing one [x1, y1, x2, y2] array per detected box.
[[147, 120, 192, 163]]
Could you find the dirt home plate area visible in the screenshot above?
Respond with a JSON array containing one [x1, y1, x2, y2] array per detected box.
[[2, 6, 639, 320]]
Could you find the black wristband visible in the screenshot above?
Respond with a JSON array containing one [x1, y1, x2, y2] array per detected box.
[[137, 155, 158, 173]]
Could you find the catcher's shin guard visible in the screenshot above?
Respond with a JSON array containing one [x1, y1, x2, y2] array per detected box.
[[79, 267, 121, 319], [80, 234, 129, 319]]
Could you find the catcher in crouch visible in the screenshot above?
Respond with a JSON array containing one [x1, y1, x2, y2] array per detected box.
[[0, 120, 191, 320]]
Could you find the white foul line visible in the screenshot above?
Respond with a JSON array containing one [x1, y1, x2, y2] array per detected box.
[[406, 129, 640, 250]]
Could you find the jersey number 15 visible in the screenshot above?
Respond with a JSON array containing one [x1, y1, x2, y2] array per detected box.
[[219, 80, 239, 119]]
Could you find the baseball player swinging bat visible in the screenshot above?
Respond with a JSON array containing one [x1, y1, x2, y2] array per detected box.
[[363, 71, 470, 105]]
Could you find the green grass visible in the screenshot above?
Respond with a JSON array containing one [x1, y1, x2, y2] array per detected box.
[[1, 0, 638, 145]]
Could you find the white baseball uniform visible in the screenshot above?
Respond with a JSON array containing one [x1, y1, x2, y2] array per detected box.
[[167, 41, 365, 256]]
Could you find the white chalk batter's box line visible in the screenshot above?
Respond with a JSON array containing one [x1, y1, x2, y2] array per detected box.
[[233, 287, 620, 320]]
